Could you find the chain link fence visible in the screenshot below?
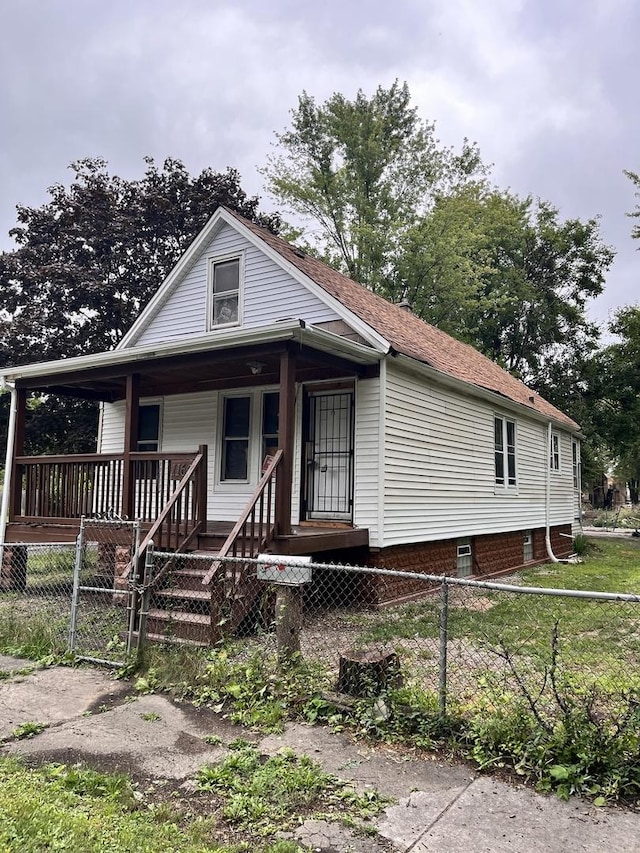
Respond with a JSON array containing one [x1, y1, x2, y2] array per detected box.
[[144, 549, 640, 725], [0, 518, 140, 666]]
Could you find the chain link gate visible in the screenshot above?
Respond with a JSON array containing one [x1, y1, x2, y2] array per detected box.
[[68, 517, 142, 666]]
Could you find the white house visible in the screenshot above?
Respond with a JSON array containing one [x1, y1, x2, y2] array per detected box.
[[1, 206, 581, 610]]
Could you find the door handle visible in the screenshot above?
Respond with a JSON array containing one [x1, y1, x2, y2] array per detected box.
[[320, 465, 328, 473]]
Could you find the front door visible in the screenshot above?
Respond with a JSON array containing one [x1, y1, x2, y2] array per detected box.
[[304, 390, 354, 521]]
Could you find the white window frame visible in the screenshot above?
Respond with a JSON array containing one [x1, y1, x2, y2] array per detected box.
[[457, 540, 473, 577], [550, 431, 560, 473], [219, 392, 252, 484], [206, 251, 244, 330], [523, 530, 533, 563], [216, 387, 280, 488], [494, 415, 517, 490], [572, 439, 580, 490], [137, 399, 163, 452]]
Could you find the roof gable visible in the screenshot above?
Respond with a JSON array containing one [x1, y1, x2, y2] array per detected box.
[[120, 208, 386, 351]]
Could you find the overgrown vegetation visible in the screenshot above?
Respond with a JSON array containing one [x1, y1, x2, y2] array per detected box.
[[2, 538, 640, 806], [0, 757, 305, 852]]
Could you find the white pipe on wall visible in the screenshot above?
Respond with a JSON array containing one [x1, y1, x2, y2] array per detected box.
[[545, 421, 561, 563]]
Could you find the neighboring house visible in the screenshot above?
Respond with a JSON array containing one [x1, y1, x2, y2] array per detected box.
[[0, 206, 581, 616]]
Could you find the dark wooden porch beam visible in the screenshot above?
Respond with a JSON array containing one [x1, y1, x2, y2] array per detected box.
[[275, 347, 296, 537], [46, 385, 118, 403], [122, 374, 140, 519]]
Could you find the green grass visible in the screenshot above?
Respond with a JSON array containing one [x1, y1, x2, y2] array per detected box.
[[356, 538, 640, 692], [0, 757, 307, 852]]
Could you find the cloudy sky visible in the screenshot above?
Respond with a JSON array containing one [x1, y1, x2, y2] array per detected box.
[[0, 0, 637, 331]]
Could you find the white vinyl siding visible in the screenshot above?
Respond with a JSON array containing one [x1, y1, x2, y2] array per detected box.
[[382, 361, 576, 547], [353, 376, 381, 545], [132, 224, 340, 347]]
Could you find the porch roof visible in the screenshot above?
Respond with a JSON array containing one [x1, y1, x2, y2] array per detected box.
[[0, 320, 384, 401]]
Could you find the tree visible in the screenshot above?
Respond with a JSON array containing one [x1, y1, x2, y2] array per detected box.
[[0, 157, 279, 454], [262, 81, 486, 293], [396, 186, 613, 413], [588, 306, 640, 503]]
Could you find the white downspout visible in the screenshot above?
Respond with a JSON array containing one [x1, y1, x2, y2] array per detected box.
[[0, 378, 18, 565], [545, 421, 561, 563]]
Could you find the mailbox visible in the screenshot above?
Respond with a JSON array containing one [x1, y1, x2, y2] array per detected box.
[[256, 554, 312, 585]]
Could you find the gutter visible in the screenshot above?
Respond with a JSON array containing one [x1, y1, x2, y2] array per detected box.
[[0, 377, 17, 564]]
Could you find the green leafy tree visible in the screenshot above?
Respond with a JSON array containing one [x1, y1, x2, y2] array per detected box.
[[589, 306, 640, 503], [0, 157, 279, 454], [396, 186, 612, 413], [262, 80, 486, 293]]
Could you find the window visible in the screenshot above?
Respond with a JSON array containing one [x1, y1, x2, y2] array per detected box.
[[137, 404, 160, 452], [523, 531, 533, 562], [261, 392, 279, 468], [457, 540, 473, 577], [221, 396, 250, 480], [572, 440, 580, 490], [550, 432, 560, 472], [210, 256, 241, 327], [494, 416, 516, 487]]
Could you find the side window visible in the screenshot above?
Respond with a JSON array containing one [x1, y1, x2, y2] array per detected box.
[[137, 404, 160, 452], [494, 416, 516, 487], [221, 396, 251, 480], [210, 257, 241, 327], [261, 392, 279, 469], [550, 432, 560, 472], [572, 440, 580, 489]]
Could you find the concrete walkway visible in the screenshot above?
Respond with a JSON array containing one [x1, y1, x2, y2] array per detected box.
[[1, 655, 639, 852]]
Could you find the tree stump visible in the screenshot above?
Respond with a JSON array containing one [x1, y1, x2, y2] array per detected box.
[[336, 648, 402, 697], [275, 585, 303, 665]]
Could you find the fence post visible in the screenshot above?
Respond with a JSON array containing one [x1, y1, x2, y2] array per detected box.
[[126, 520, 142, 656], [438, 577, 449, 719], [68, 517, 86, 654], [136, 542, 154, 662]]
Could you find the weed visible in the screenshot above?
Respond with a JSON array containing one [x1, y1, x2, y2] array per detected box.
[[197, 743, 389, 836], [12, 721, 48, 740], [141, 712, 161, 722]]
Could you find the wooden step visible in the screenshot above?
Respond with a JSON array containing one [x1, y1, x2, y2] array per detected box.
[[170, 566, 212, 591], [156, 587, 210, 603], [134, 632, 210, 648], [146, 608, 211, 643]]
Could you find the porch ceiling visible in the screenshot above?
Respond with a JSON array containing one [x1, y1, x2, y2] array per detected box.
[[13, 340, 379, 402]]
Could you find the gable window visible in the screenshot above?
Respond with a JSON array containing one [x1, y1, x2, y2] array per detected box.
[[550, 432, 560, 472], [494, 416, 516, 487], [210, 256, 241, 327], [221, 396, 251, 480], [137, 404, 160, 452]]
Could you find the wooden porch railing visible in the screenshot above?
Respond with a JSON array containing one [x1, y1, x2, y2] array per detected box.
[[12, 450, 205, 525], [202, 449, 283, 587]]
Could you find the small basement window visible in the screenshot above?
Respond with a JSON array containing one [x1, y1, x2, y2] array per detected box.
[[457, 540, 473, 578], [523, 531, 533, 563]]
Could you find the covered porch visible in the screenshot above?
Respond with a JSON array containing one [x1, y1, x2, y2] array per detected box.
[[2, 321, 378, 559]]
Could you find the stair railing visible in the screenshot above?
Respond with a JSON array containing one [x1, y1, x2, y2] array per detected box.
[[201, 449, 283, 588], [122, 445, 207, 583]]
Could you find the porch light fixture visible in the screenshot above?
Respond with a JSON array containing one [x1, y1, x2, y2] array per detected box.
[[247, 360, 265, 376]]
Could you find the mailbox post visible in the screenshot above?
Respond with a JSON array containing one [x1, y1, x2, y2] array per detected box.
[[257, 555, 312, 665]]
